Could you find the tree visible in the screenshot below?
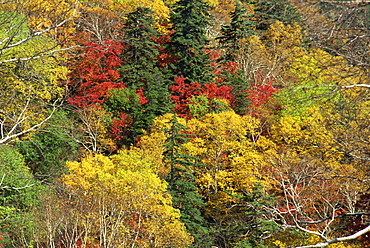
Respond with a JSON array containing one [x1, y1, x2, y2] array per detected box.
[[248, 0, 301, 32], [0, 16, 68, 144], [0, 1, 78, 145], [183, 111, 276, 246], [296, 225, 370, 248], [298, 0, 370, 69], [0, 0, 78, 55], [218, 1, 256, 62], [0, 146, 46, 247], [67, 39, 125, 108], [117, 7, 172, 145], [15, 109, 80, 180], [59, 150, 193, 247], [260, 104, 369, 247], [170, 76, 233, 118], [104, 87, 143, 146], [162, 114, 211, 247], [167, 0, 214, 85], [74, 1, 124, 44]]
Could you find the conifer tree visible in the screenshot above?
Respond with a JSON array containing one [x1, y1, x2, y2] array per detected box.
[[163, 115, 211, 247], [218, 1, 256, 62], [217, 1, 253, 115], [116, 7, 172, 145], [167, 0, 214, 85], [245, 0, 301, 32]]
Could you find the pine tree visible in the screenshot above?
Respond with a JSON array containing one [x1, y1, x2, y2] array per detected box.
[[167, 0, 214, 85], [163, 115, 211, 247], [115, 7, 172, 145], [246, 0, 301, 32], [218, 0, 256, 62], [217, 1, 253, 115]]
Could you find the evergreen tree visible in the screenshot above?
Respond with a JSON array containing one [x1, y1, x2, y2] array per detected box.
[[218, 0, 256, 62], [116, 7, 172, 146], [163, 115, 211, 247], [245, 0, 301, 32], [167, 0, 214, 85], [217, 1, 253, 115]]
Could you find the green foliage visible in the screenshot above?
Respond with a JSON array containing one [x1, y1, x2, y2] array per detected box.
[[0, 146, 43, 209], [163, 115, 211, 247], [222, 66, 250, 115], [15, 109, 80, 180], [218, 1, 256, 61], [0, 11, 28, 44], [105, 88, 141, 116], [188, 95, 210, 117], [0, 145, 46, 247], [117, 7, 172, 145], [231, 184, 278, 247], [167, 0, 214, 84], [276, 50, 344, 117], [248, 0, 302, 32], [120, 7, 171, 113], [105, 87, 145, 145], [0, 11, 67, 144]]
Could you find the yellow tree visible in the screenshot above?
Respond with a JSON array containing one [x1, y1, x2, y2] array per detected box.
[[69, 106, 117, 153], [0, 1, 77, 144], [238, 21, 305, 86], [0, 34, 68, 144], [60, 150, 193, 248], [263, 106, 368, 247], [139, 111, 278, 246], [0, 0, 79, 48]]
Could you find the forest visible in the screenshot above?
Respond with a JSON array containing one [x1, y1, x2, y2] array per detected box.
[[0, 0, 369, 247]]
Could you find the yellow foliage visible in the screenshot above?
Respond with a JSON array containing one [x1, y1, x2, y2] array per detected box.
[[139, 113, 190, 176], [289, 48, 366, 87], [166, 0, 219, 7], [184, 111, 271, 195], [113, 0, 170, 32], [74, 107, 117, 153], [0, 0, 80, 44], [0, 28, 67, 142], [62, 151, 193, 247], [238, 21, 305, 84], [306, 235, 362, 248]]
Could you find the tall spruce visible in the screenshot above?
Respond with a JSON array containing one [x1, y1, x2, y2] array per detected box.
[[217, 1, 253, 115], [163, 115, 211, 247], [218, 0, 256, 62], [116, 7, 172, 145], [167, 0, 214, 85], [244, 0, 301, 32]]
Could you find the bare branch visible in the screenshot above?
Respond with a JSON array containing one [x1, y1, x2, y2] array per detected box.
[[0, 45, 80, 64], [0, 100, 62, 144], [1, 182, 38, 190], [296, 225, 370, 248], [0, 11, 77, 53]]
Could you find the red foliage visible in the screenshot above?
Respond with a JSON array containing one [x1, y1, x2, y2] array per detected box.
[[67, 39, 126, 107], [110, 113, 133, 141], [170, 76, 233, 118], [69, 81, 125, 107], [247, 77, 279, 108], [208, 49, 239, 85], [170, 77, 203, 118], [136, 87, 149, 104], [0, 233, 3, 247], [203, 82, 233, 101], [153, 34, 174, 67], [345, 193, 370, 245]]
